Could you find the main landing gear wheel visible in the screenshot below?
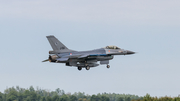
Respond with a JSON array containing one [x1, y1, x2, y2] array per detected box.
[[78, 67, 82, 71], [86, 66, 90, 70], [107, 65, 110, 68]]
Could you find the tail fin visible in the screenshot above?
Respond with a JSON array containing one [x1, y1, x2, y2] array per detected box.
[[46, 35, 68, 51]]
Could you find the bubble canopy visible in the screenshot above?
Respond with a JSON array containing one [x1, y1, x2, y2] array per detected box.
[[105, 46, 121, 49]]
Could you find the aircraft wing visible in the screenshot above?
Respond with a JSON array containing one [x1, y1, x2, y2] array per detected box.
[[74, 54, 107, 59], [77, 54, 107, 58], [57, 54, 90, 59], [56, 54, 107, 62], [78, 54, 89, 58], [56, 58, 69, 61]]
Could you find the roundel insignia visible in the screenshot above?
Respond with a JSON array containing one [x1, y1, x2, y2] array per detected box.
[[108, 50, 110, 52], [70, 53, 72, 55]]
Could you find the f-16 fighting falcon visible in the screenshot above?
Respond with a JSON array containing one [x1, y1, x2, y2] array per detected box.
[[42, 35, 135, 70]]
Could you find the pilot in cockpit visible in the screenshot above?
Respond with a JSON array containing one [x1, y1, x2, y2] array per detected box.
[[105, 46, 120, 49]]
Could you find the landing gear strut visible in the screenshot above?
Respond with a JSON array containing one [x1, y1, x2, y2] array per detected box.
[[107, 65, 110, 68], [78, 67, 82, 71]]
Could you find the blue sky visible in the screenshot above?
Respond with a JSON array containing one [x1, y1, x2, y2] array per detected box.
[[0, 0, 180, 97]]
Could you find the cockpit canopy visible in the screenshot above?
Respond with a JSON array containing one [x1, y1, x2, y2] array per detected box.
[[105, 46, 120, 49]]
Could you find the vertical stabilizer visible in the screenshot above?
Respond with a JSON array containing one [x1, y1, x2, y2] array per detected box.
[[46, 35, 68, 51]]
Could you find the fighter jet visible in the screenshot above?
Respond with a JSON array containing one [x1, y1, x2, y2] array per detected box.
[[43, 35, 135, 70]]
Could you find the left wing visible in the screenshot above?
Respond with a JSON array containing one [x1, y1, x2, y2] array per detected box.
[[78, 54, 89, 58], [56, 54, 106, 62], [56, 58, 69, 61]]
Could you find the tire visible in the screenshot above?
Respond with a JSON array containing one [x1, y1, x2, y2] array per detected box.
[[107, 65, 110, 68], [78, 67, 82, 70], [86, 66, 90, 70]]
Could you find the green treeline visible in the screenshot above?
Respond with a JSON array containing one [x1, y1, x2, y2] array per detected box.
[[0, 86, 179, 101], [0, 86, 139, 101]]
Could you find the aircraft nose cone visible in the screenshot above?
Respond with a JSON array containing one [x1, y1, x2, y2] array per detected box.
[[126, 50, 135, 54]]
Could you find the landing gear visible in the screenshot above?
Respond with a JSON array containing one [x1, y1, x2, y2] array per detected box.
[[78, 67, 82, 71], [107, 65, 110, 68], [86, 66, 90, 70]]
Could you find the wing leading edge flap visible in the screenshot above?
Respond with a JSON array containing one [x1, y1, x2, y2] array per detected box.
[[56, 58, 69, 61]]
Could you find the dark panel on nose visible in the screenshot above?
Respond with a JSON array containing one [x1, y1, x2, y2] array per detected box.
[[126, 50, 135, 54]]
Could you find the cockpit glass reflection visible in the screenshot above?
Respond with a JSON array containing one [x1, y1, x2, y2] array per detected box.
[[106, 46, 120, 49]]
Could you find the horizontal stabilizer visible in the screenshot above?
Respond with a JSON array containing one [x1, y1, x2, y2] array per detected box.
[[42, 59, 49, 62]]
